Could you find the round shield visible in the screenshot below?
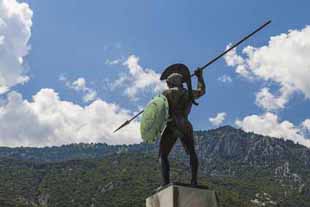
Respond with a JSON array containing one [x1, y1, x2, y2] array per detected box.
[[140, 94, 169, 143]]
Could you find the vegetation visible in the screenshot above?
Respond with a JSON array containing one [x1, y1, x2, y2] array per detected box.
[[0, 126, 310, 206]]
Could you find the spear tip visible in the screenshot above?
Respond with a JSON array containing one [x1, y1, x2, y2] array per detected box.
[[113, 120, 130, 133]]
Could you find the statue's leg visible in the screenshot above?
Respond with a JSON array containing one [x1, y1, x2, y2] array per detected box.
[[179, 121, 198, 186], [159, 126, 177, 186]]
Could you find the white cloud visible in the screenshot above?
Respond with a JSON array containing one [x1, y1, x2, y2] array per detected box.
[[224, 45, 250, 78], [218, 75, 232, 83], [236, 113, 310, 147], [225, 26, 310, 111], [114, 55, 166, 99], [302, 119, 310, 130], [0, 0, 32, 93], [302, 119, 310, 137], [60, 76, 97, 103], [82, 90, 97, 103], [105, 58, 122, 65], [209, 112, 227, 127], [71, 78, 87, 91], [0, 89, 141, 147], [255, 87, 292, 111]]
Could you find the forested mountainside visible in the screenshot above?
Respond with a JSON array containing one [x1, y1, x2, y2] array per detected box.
[[1, 126, 310, 207]]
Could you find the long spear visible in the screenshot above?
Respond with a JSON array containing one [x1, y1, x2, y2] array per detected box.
[[113, 20, 271, 133]]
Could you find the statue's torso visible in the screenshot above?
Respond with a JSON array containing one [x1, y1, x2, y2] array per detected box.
[[162, 87, 192, 120]]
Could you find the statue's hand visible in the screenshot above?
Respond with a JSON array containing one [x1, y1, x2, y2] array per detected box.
[[194, 68, 203, 77]]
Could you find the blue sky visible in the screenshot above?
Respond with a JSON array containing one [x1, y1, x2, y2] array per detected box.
[[0, 0, 309, 147]]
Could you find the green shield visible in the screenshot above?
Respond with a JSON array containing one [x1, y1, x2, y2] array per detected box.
[[140, 94, 169, 143]]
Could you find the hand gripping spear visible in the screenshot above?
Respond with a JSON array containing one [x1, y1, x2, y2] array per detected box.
[[113, 20, 271, 133]]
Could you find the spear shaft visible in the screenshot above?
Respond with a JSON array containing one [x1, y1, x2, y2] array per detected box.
[[113, 20, 271, 133], [191, 20, 271, 76]]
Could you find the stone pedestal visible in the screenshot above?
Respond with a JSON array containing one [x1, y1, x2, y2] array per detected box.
[[146, 183, 219, 207]]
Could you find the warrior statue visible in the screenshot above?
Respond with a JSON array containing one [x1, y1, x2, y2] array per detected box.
[[113, 20, 271, 188], [159, 64, 205, 187]]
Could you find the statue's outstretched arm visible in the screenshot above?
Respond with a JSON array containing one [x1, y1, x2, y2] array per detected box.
[[192, 69, 205, 99]]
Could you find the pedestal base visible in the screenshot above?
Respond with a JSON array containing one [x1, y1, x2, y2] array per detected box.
[[146, 183, 219, 207]]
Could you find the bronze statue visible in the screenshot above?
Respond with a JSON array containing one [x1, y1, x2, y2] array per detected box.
[[159, 65, 205, 186], [113, 20, 271, 188]]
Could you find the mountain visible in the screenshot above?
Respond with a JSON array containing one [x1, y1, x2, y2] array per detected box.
[[0, 126, 310, 207]]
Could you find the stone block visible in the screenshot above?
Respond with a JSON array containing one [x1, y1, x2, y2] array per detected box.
[[146, 183, 219, 207]]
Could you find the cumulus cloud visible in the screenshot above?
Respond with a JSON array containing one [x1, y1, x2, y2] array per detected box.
[[71, 78, 87, 91], [105, 58, 123, 65], [225, 26, 310, 111], [82, 90, 97, 103], [209, 112, 227, 127], [302, 119, 310, 137], [302, 119, 310, 130], [0, 0, 32, 93], [60, 76, 97, 103], [114, 55, 166, 99], [255, 87, 292, 111], [218, 75, 232, 83], [224, 45, 251, 78], [236, 113, 310, 147], [0, 89, 141, 147]]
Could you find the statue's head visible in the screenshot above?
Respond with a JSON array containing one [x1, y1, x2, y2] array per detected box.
[[166, 73, 183, 88]]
